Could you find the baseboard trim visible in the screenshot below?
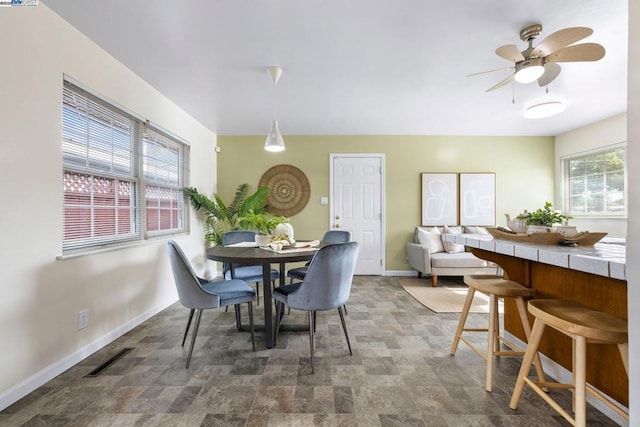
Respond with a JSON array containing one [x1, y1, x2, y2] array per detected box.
[[0, 298, 177, 411], [385, 270, 417, 277]]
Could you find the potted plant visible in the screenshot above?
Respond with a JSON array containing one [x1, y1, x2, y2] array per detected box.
[[238, 210, 289, 245], [184, 184, 269, 245], [516, 202, 572, 233]]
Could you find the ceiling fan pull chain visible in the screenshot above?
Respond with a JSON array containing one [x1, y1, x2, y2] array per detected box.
[[512, 81, 515, 104]]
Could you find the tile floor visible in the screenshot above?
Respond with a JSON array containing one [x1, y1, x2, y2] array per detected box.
[[1, 276, 619, 426]]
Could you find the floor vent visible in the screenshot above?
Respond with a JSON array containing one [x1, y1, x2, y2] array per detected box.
[[84, 347, 134, 377]]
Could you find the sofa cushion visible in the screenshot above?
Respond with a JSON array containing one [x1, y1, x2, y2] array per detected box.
[[416, 227, 444, 253], [442, 225, 465, 253], [430, 252, 489, 268], [463, 226, 489, 235]]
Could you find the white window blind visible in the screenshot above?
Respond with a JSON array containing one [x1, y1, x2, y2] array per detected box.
[[61, 80, 188, 254], [143, 127, 185, 234]]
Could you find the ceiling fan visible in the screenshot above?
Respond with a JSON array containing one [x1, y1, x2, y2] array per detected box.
[[470, 23, 605, 92]]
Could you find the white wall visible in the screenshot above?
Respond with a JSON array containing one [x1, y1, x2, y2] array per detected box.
[[0, 5, 217, 409], [555, 113, 627, 236], [626, 1, 639, 421]]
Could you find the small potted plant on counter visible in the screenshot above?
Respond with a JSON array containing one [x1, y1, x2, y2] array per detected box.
[[516, 201, 572, 233]]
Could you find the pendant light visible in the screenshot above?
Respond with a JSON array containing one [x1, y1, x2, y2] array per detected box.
[[264, 66, 285, 152]]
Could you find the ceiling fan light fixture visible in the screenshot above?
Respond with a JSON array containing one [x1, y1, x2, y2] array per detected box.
[[523, 100, 566, 119], [264, 120, 285, 152], [514, 57, 545, 83]]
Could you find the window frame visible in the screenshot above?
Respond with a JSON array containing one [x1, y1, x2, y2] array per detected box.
[[61, 78, 189, 256], [561, 142, 627, 219]]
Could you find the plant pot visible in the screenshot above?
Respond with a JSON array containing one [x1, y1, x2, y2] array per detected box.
[[255, 234, 272, 247], [527, 225, 552, 234]]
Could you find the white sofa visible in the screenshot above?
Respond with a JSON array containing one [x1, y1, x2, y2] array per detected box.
[[406, 226, 499, 286]]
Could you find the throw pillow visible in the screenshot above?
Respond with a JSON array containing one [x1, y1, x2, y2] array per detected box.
[[442, 225, 465, 253], [416, 227, 444, 253]]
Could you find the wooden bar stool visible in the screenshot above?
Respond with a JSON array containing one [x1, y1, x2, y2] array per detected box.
[[450, 274, 546, 392], [510, 299, 628, 427]]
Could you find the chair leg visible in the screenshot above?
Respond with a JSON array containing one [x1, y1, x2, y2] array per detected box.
[[186, 309, 203, 369], [313, 311, 317, 333], [182, 309, 194, 347], [338, 306, 352, 355], [510, 318, 546, 409], [485, 293, 498, 392], [514, 297, 546, 385], [255, 282, 260, 306], [450, 287, 476, 354], [618, 343, 629, 375], [574, 336, 587, 427], [274, 301, 283, 347], [309, 310, 315, 373], [343, 305, 348, 315], [248, 302, 256, 351], [234, 304, 242, 331]]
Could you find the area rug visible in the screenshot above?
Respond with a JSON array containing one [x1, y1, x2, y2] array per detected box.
[[399, 277, 502, 314]]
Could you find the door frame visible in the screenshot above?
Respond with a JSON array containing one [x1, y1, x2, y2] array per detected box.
[[329, 153, 386, 276]]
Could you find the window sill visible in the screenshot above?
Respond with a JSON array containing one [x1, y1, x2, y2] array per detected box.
[[57, 232, 189, 260]]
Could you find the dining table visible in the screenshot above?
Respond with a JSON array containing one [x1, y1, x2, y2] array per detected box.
[[205, 241, 323, 348]]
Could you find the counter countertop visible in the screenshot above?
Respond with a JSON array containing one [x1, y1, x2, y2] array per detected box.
[[441, 233, 626, 280]]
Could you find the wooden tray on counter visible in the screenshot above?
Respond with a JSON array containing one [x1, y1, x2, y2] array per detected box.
[[486, 227, 608, 246]]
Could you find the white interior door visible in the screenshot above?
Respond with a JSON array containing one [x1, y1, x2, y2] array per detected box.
[[331, 154, 384, 275]]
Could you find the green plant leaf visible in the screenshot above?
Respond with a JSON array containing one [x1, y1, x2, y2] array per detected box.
[[184, 183, 269, 244]]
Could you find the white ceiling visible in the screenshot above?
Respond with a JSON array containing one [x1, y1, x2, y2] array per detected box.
[[42, 0, 628, 136]]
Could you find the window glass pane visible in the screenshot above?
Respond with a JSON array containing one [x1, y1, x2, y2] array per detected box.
[[565, 146, 626, 216], [143, 128, 182, 186], [63, 172, 137, 250], [62, 82, 134, 176], [146, 185, 183, 232], [62, 80, 188, 254]]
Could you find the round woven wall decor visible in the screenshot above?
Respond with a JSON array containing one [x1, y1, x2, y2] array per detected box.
[[259, 164, 310, 217]]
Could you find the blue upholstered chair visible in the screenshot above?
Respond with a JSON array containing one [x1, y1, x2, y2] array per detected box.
[[286, 230, 352, 283], [273, 241, 359, 373], [223, 230, 279, 304], [167, 240, 256, 368]]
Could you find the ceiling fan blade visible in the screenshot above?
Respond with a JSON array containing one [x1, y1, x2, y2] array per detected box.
[[537, 63, 561, 87], [495, 45, 525, 62], [532, 27, 593, 57], [546, 43, 605, 63], [466, 66, 513, 77], [486, 74, 514, 92]]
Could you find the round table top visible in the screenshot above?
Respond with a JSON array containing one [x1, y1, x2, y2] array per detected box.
[[206, 243, 324, 264]]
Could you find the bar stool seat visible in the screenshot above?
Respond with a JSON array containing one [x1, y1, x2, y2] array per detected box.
[[509, 299, 629, 426], [450, 274, 546, 392]]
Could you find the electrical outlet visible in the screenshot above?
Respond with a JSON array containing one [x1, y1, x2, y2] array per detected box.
[[78, 309, 89, 330]]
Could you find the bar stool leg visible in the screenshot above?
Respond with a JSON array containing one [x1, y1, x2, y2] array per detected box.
[[514, 297, 546, 385], [510, 318, 546, 409], [618, 343, 629, 375], [450, 286, 476, 355], [574, 336, 587, 427], [486, 293, 498, 392]]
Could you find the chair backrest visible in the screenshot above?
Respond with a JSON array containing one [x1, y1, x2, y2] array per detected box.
[[223, 230, 258, 245], [221, 231, 259, 274], [322, 230, 352, 244], [287, 241, 359, 311], [167, 240, 220, 309]]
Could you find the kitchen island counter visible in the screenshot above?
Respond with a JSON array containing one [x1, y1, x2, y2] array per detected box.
[[443, 233, 628, 408]]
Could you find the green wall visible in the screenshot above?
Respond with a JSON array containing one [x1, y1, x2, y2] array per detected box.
[[217, 135, 555, 272]]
